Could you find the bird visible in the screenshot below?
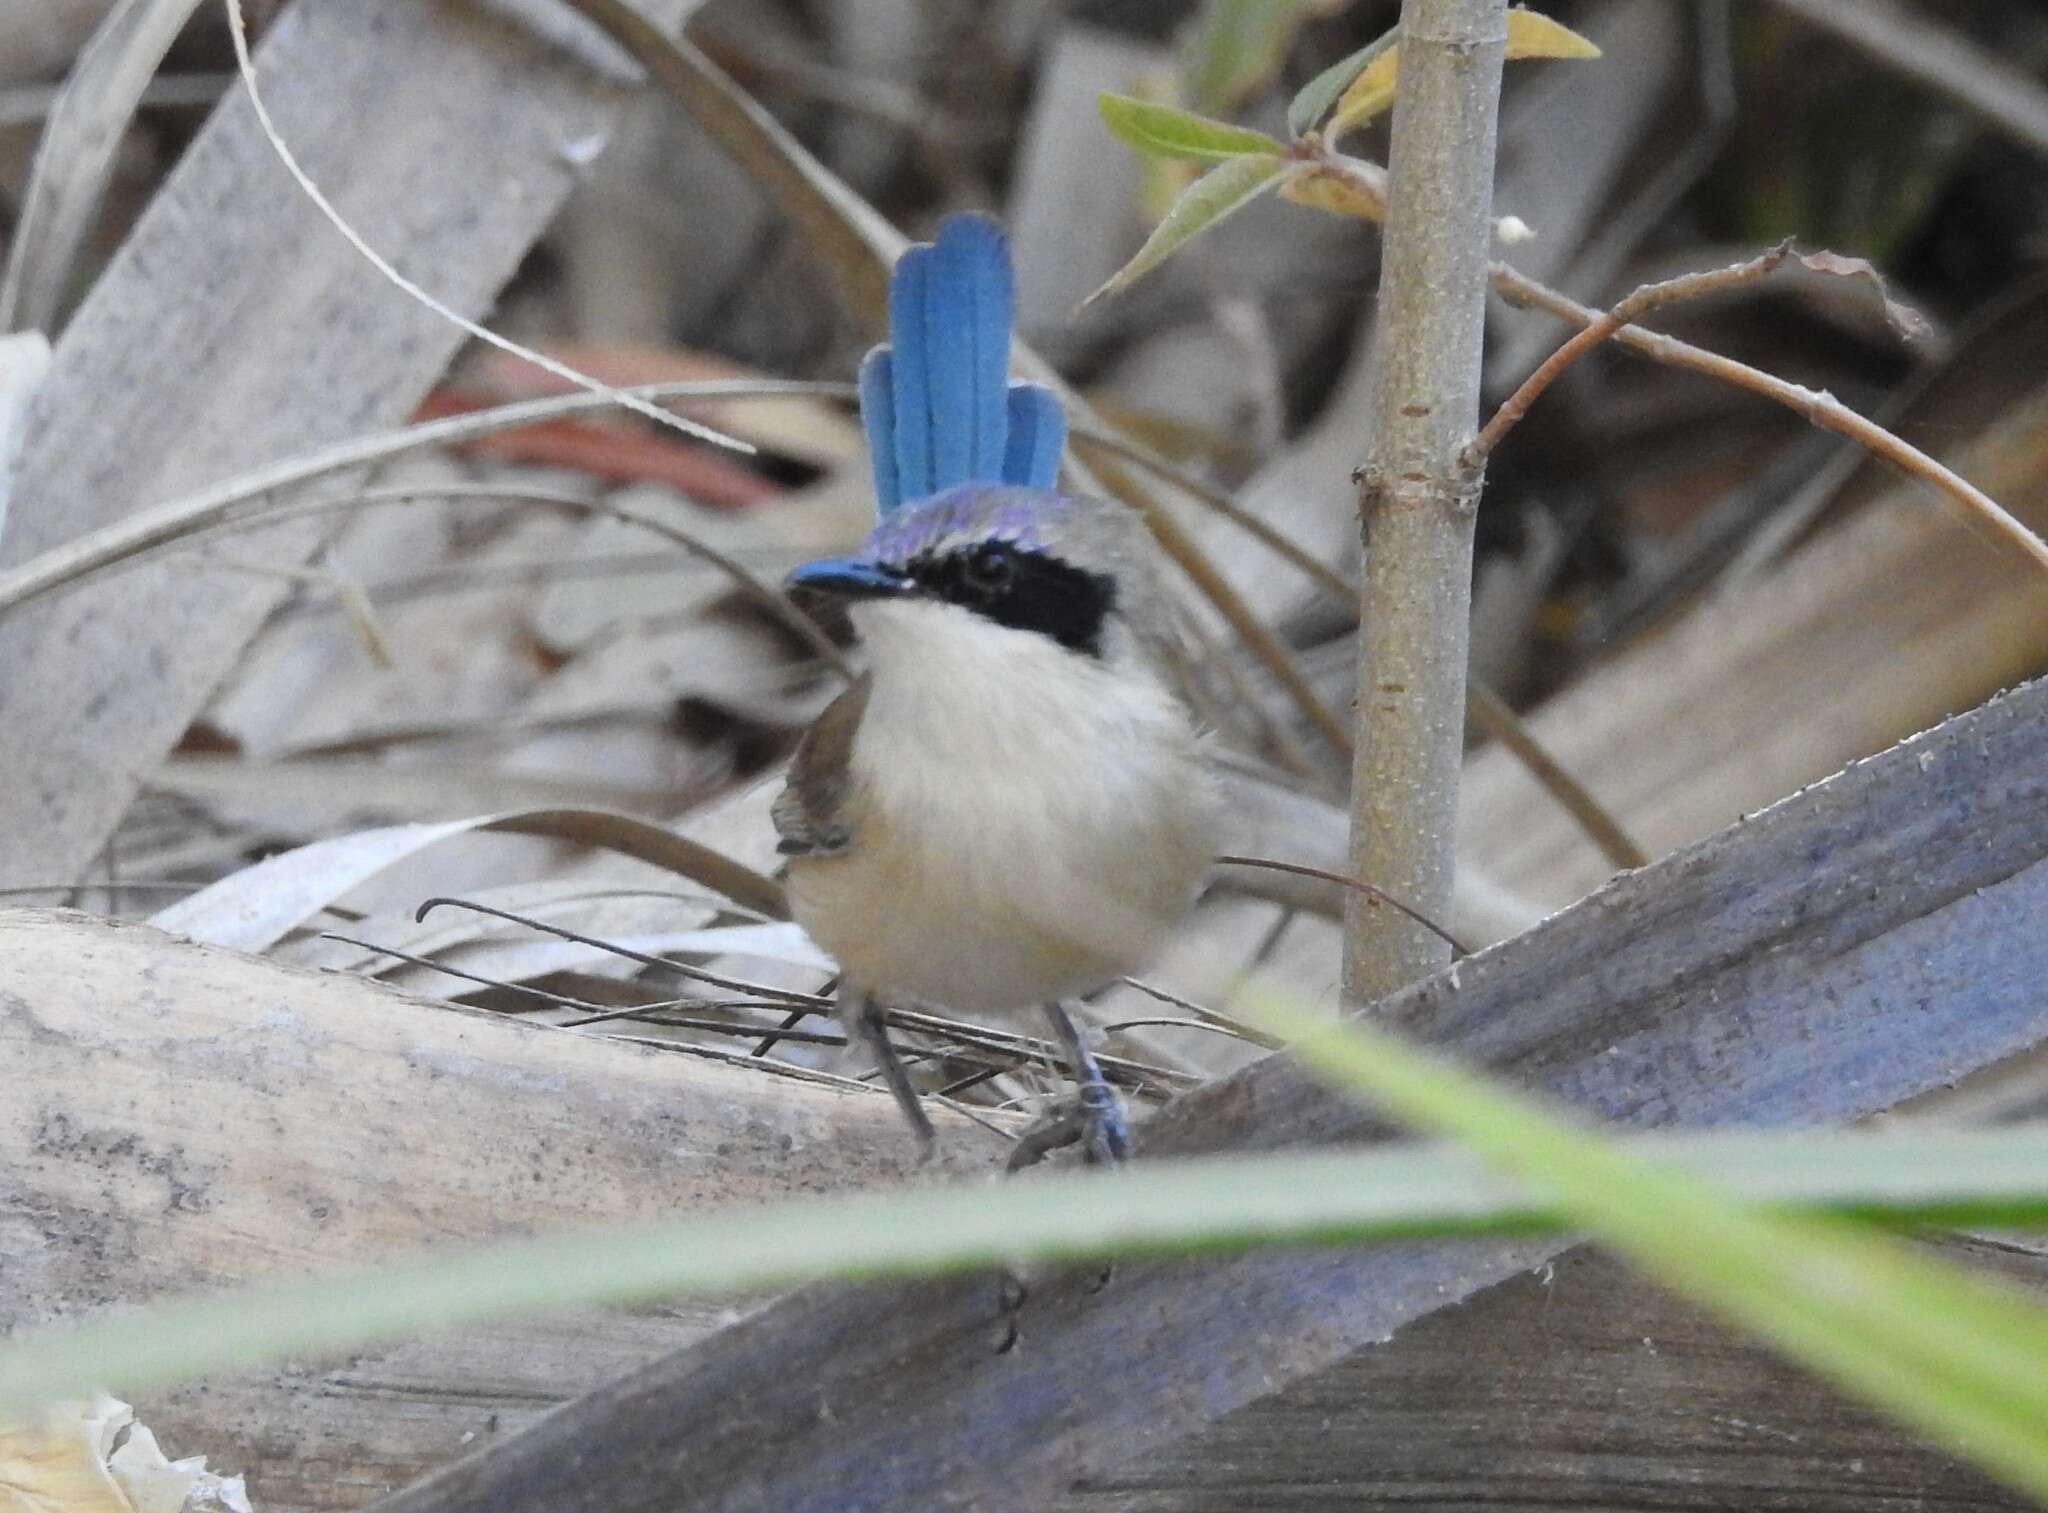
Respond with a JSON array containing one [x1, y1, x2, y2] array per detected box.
[[775, 213, 1220, 1165]]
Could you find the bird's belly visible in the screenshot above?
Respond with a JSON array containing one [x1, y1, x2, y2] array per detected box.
[[785, 746, 1215, 1014]]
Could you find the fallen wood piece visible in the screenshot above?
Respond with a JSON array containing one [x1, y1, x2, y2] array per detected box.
[[364, 672, 2048, 1513], [1064, 1240, 2043, 1513], [0, 910, 1005, 1510]]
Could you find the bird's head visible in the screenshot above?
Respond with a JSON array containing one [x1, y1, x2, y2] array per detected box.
[[787, 482, 1167, 668]]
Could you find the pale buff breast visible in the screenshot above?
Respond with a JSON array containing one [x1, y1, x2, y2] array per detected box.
[[783, 600, 1218, 1015]]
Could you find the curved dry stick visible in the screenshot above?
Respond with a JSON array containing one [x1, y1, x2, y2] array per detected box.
[[221, 0, 746, 456], [1483, 260, 2048, 580], [560, 0, 904, 322], [0, 379, 847, 617], [1118, 975, 1282, 1050], [413, 896, 824, 1004], [1212, 854, 1472, 958], [1079, 444, 1355, 757], [1068, 429, 1646, 865]]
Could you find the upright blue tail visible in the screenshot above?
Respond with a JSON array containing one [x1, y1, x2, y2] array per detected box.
[[860, 214, 1068, 515]]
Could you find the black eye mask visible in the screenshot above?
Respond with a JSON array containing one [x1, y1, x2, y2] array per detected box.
[[906, 543, 1118, 658]]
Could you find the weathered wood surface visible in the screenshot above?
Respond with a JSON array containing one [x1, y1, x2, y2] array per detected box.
[[1071, 1241, 2043, 1513], [0, 909, 1006, 1510], [0, 0, 687, 888], [364, 673, 2048, 1513], [1460, 385, 2048, 910]]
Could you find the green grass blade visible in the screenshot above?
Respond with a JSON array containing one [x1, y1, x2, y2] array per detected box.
[[5, 1126, 2048, 1414], [1245, 994, 2048, 1504]]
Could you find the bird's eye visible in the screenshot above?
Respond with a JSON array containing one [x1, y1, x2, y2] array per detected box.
[[960, 544, 1015, 599]]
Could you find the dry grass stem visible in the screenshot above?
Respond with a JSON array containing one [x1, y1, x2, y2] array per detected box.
[[1068, 421, 1357, 605], [0, 380, 843, 617], [0, 0, 208, 332]]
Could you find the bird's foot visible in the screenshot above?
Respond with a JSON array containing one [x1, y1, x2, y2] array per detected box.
[[1005, 1079, 1130, 1172]]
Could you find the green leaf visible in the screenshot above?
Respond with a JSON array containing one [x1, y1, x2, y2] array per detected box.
[[1285, 29, 1397, 138], [1097, 94, 1285, 163], [1084, 152, 1289, 306], [5, 1125, 2048, 1413], [1244, 994, 2048, 1506]]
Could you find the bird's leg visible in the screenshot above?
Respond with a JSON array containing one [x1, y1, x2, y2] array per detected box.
[[847, 991, 935, 1156], [994, 1001, 1132, 1339], [1006, 1000, 1130, 1172]]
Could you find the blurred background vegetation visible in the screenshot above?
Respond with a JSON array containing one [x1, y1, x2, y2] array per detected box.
[[7, 3, 2048, 1508]]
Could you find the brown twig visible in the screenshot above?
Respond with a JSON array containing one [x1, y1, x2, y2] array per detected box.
[[1471, 243, 1795, 461], [1484, 260, 2048, 580], [1214, 854, 1472, 958], [1464, 681, 1647, 871], [411, 897, 832, 1007], [1066, 425, 1648, 865], [1070, 423, 1649, 871], [1117, 975, 1283, 1050]]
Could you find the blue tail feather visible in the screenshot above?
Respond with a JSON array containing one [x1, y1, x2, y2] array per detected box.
[[858, 348, 900, 514], [1002, 383, 1066, 490], [870, 213, 1046, 514], [885, 245, 934, 504]]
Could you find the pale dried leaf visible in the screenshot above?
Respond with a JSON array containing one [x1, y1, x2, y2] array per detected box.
[[151, 808, 786, 953], [1277, 158, 1388, 221], [0, 1394, 132, 1513], [1798, 248, 1935, 345], [0, 1396, 250, 1513]]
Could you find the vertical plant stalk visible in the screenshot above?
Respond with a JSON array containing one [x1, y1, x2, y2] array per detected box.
[[1344, 0, 1508, 1006]]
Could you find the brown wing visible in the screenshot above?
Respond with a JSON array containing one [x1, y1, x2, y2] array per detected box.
[[772, 675, 871, 857]]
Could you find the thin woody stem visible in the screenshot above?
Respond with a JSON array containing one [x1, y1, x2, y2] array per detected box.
[[1343, 0, 1509, 1007], [1485, 261, 2048, 579], [1470, 243, 1795, 461]]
